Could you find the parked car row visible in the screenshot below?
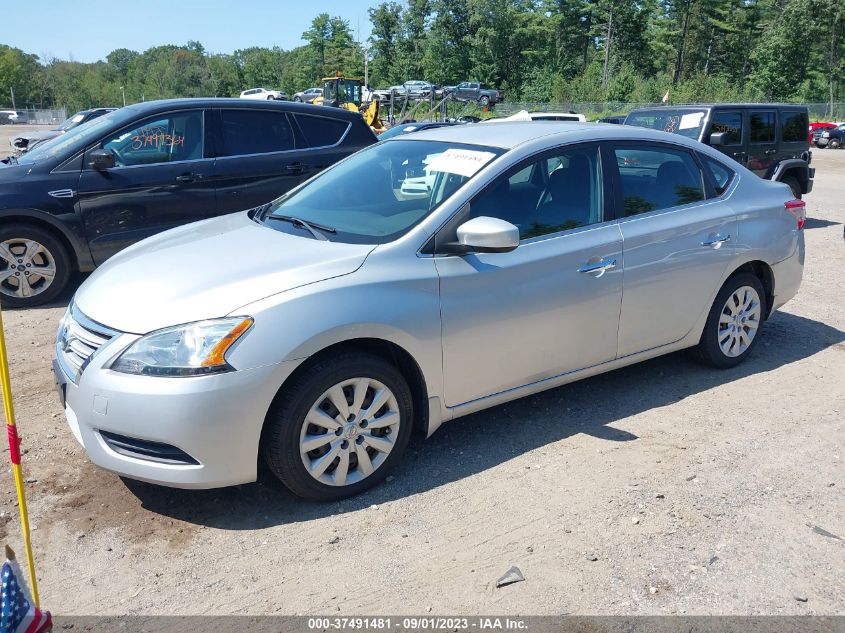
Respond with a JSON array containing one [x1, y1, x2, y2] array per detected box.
[[0, 110, 28, 125], [10, 108, 116, 154], [0, 99, 377, 307]]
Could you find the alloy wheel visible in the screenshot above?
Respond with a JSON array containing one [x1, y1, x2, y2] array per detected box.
[[299, 377, 401, 486], [718, 285, 762, 357], [0, 238, 57, 299]]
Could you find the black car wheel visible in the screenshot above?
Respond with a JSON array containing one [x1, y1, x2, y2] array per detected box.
[[782, 175, 802, 200], [0, 223, 72, 308], [830, 138, 841, 149], [479, 95, 490, 107], [293, 96, 302, 102]]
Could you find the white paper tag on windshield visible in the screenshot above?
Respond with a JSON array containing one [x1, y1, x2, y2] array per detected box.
[[427, 148, 497, 178], [679, 112, 704, 129]]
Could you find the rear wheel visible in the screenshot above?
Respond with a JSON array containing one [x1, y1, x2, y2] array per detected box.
[[293, 96, 302, 102], [0, 223, 71, 308], [690, 272, 766, 369], [262, 352, 414, 500], [782, 175, 802, 199], [479, 95, 490, 107], [830, 138, 841, 149]]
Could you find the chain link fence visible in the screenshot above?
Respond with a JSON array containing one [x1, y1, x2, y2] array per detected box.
[[0, 108, 67, 125]]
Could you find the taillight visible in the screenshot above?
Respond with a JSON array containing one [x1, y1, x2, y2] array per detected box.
[[785, 199, 806, 230]]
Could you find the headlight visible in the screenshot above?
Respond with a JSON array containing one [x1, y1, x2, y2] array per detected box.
[[111, 317, 253, 376]]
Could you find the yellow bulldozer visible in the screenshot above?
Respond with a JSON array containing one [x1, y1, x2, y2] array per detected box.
[[312, 71, 385, 134]]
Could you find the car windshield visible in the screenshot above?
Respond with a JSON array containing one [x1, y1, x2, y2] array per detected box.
[[264, 139, 503, 244], [17, 108, 127, 165], [58, 113, 86, 131], [625, 108, 710, 140]]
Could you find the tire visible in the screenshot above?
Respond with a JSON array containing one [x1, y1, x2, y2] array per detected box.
[[782, 175, 802, 199], [829, 138, 841, 149], [0, 223, 72, 308], [267, 95, 275, 100], [690, 272, 767, 369], [479, 95, 490, 107], [293, 96, 302, 102], [261, 352, 414, 500]]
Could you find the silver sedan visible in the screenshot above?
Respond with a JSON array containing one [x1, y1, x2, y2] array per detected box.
[[54, 123, 805, 499]]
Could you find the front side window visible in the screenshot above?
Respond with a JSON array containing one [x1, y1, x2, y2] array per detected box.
[[750, 111, 776, 143], [264, 140, 503, 244], [613, 145, 705, 216], [781, 111, 808, 142], [710, 111, 743, 145], [469, 145, 603, 239], [101, 110, 204, 167], [219, 109, 294, 156]]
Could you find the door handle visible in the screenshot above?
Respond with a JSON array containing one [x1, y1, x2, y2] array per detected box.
[[285, 163, 304, 173], [175, 173, 202, 183], [702, 234, 731, 248], [578, 257, 617, 277], [764, 149, 776, 155]]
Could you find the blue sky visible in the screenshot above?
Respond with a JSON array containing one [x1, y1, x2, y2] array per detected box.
[[4, 0, 377, 63]]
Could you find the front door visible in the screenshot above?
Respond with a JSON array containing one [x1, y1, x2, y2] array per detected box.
[[77, 109, 216, 264], [608, 142, 737, 357], [436, 144, 623, 407]]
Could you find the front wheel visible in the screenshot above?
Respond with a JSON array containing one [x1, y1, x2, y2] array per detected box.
[[829, 138, 841, 149], [690, 272, 766, 369], [293, 96, 302, 102], [479, 95, 490, 107], [262, 352, 414, 500], [0, 223, 72, 308]]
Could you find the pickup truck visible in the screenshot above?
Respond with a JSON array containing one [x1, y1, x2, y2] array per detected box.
[[441, 82, 503, 106]]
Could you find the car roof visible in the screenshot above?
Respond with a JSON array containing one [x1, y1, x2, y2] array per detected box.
[[630, 103, 807, 111], [117, 98, 364, 122], [401, 121, 715, 151]]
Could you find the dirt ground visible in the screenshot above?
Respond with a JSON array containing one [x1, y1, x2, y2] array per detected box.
[[0, 124, 843, 616]]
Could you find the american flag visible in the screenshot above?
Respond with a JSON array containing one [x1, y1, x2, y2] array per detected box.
[[0, 553, 50, 633]]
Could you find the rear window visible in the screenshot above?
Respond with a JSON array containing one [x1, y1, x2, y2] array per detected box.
[[220, 109, 294, 156], [781, 111, 808, 142], [295, 114, 349, 147]]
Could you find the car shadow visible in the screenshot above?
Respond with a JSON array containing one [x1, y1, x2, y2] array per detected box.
[[804, 217, 842, 230], [121, 310, 844, 529]]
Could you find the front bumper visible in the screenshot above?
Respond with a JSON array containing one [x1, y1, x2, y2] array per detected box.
[[55, 332, 301, 489]]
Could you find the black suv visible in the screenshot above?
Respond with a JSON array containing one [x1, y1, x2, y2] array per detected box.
[[625, 104, 814, 199], [0, 98, 376, 307]]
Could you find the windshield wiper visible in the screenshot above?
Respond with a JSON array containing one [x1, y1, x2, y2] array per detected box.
[[270, 214, 336, 241]]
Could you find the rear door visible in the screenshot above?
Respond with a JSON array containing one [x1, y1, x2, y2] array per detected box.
[[76, 108, 216, 264], [746, 109, 778, 177], [609, 142, 737, 357], [778, 109, 809, 160], [212, 107, 310, 214]]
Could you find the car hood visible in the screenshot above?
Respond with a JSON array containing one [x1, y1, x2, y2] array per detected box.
[[15, 130, 61, 144], [74, 212, 377, 334]]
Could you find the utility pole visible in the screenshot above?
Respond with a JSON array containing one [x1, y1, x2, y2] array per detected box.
[[364, 45, 369, 88], [120, 86, 126, 107], [10, 87, 16, 110]]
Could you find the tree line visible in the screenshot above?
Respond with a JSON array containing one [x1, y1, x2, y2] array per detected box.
[[1, 0, 842, 114]]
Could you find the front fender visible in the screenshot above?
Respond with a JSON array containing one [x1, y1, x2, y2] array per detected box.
[[0, 207, 94, 270]]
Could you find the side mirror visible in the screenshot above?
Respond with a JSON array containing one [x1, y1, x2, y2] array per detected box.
[[89, 148, 116, 170], [709, 131, 726, 146], [456, 216, 519, 253]]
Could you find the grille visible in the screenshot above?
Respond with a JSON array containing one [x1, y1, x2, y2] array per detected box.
[[56, 304, 120, 382]]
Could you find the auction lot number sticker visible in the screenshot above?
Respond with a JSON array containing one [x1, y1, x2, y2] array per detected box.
[[308, 617, 527, 631]]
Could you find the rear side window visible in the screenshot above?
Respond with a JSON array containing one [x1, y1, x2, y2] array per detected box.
[[701, 155, 735, 196], [613, 145, 705, 216], [219, 109, 294, 156], [710, 111, 743, 145], [781, 111, 808, 142], [295, 114, 349, 147], [750, 111, 776, 143]]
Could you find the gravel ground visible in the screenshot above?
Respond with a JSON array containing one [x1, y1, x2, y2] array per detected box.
[[0, 125, 843, 616]]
